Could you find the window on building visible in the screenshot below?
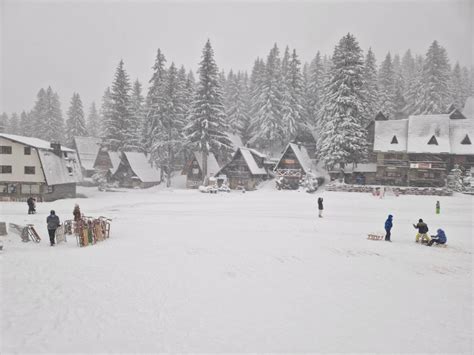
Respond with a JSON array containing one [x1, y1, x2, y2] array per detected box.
[[24, 166, 35, 174], [390, 135, 398, 144], [21, 184, 40, 194], [24, 147, 31, 155], [0, 165, 12, 173], [461, 134, 471, 145], [427, 135, 438, 145], [0, 146, 12, 154]]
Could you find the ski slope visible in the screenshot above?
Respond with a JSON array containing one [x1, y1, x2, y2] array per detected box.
[[1, 186, 472, 353]]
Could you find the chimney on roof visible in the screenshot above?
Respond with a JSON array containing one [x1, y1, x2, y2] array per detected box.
[[50, 142, 62, 156]]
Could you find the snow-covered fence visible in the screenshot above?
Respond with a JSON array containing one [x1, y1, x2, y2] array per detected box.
[[325, 183, 452, 196]]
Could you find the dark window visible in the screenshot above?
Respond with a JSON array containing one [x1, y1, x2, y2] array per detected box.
[[0, 165, 12, 173], [461, 134, 471, 145], [0, 146, 12, 154], [24, 147, 31, 155], [390, 135, 398, 144], [427, 136, 438, 145], [24, 166, 35, 175]]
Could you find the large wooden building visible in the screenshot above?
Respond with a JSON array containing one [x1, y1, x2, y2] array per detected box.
[[216, 148, 270, 190], [181, 152, 220, 188], [0, 133, 83, 201], [372, 98, 473, 187]]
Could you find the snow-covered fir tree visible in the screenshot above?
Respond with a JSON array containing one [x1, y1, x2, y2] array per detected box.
[[150, 63, 186, 187], [19, 111, 31, 136], [0, 113, 8, 133], [317, 33, 367, 169], [225, 70, 250, 138], [250, 44, 285, 150], [130, 79, 145, 149], [86, 102, 101, 138], [377, 53, 396, 118], [8, 113, 20, 134], [65, 92, 86, 146], [100, 88, 113, 140], [103, 60, 135, 151], [306, 51, 325, 129], [362, 48, 379, 122], [460, 66, 472, 104], [186, 40, 232, 176], [143, 49, 167, 153], [280, 48, 306, 141], [249, 57, 266, 123], [35, 86, 64, 143], [404, 55, 425, 115], [401, 50, 416, 93], [450, 63, 465, 109], [237, 72, 252, 144], [392, 54, 407, 118], [418, 40, 451, 114]]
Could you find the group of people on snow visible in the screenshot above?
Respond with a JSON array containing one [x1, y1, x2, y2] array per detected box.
[[44, 204, 82, 246], [384, 214, 447, 246]]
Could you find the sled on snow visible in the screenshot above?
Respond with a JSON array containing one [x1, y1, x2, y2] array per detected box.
[[367, 233, 384, 241], [55, 224, 66, 244]]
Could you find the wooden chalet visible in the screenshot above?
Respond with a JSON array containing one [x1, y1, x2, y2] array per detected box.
[[372, 99, 474, 187], [216, 147, 269, 190], [112, 151, 161, 188], [274, 143, 315, 182], [181, 151, 220, 188], [93, 147, 121, 180], [73, 136, 101, 177]]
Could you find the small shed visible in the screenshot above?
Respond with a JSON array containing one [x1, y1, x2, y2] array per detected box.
[[216, 148, 269, 190], [113, 152, 161, 188], [181, 152, 220, 188]]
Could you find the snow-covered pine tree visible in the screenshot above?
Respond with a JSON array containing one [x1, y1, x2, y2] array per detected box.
[[65, 93, 86, 147], [450, 63, 465, 109], [307, 51, 325, 129], [250, 44, 284, 151], [404, 55, 425, 115], [418, 40, 451, 114], [225, 70, 250, 138], [460, 66, 471, 105], [0, 113, 8, 133], [238, 72, 252, 144], [19, 111, 31, 136], [281, 48, 306, 142], [185, 40, 232, 177], [30, 88, 47, 138], [249, 57, 266, 123], [401, 50, 416, 93], [143, 49, 167, 153], [100, 88, 113, 140], [86, 102, 101, 138], [8, 113, 20, 134], [392, 54, 407, 119], [317, 33, 367, 169], [103, 60, 134, 151], [150, 63, 186, 187], [377, 53, 396, 118], [38, 87, 64, 143], [130, 79, 145, 149], [362, 48, 379, 123]]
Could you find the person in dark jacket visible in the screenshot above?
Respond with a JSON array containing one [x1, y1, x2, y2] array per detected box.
[[73, 204, 81, 222], [436, 201, 440, 214], [27, 196, 36, 214], [413, 218, 430, 243], [384, 214, 393, 242], [317, 197, 324, 218], [46, 210, 60, 246], [428, 229, 447, 246]]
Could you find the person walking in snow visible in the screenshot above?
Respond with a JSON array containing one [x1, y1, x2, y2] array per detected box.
[[413, 218, 430, 243], [428, 229, 447, 246], [73, 204, 81, 222], [317, 197, 324, 218], [384, 214, 393, 242], [27, 196, 36, 214], [46, 210, 60, 246], [436, 201, 440, 214]]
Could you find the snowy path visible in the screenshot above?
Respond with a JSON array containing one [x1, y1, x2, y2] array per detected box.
[[1, 188, 472, 353]]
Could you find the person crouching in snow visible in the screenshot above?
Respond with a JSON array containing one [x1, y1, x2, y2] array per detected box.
[[428, 229, 447, 246], [384, 214, 393, 242], [413, 219, 430, 243], [317, 197, 324, 218]]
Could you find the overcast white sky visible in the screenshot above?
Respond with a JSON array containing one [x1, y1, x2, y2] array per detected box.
[[0, 0, 472, 114]]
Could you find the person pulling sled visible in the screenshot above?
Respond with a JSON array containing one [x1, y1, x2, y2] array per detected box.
[[384, 214, 393, 242], [413, 219, 430, 244]]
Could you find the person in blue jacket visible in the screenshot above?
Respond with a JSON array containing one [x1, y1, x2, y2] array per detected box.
[[384, 214, 393, 242], [428, 229, 447, 246]]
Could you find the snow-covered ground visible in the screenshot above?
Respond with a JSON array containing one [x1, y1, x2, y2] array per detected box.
[[1, 185, 472, 353]]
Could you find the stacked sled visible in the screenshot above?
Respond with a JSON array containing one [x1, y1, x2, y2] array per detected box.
[[70, 216, 111, 247]]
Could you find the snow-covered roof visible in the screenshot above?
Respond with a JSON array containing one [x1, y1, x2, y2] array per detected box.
[[463, 97, 474, 119], [290, 143, 314, 173], [123, 152, 161, 183], [227, 133, 243, 151], [247, 148, 267, 159], [449, 119, 474, 155], [240, 148, 267, 175], [0, 133, 75, 152], [74, 136, 101, 170], [407, 115, 450, 154], [373, 119, 408, 152], [108, 151, 121, 175], [193, 151, 220, 176], [38, 150, 83, 185]]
